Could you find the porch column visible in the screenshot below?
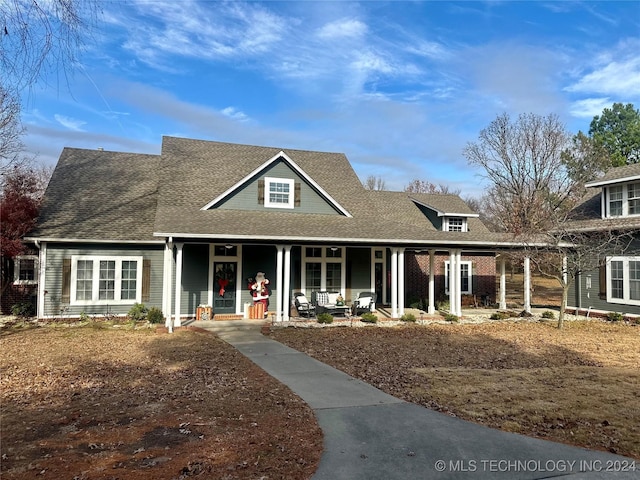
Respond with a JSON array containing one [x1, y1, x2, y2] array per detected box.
[[174, 242, 184, 327], [37, 242, 47, 318], [398, 248, 405, 317], [428, 250, 435, 314], [282, 246, 291, 322], [455, 250, 463, 316], [275, 245, 284, 322], [391, 248, 398, 318], [524, 256, 531, 313], [164, 240, 174, 332], [449, 250, 462, 316], [499, 256, 507, 310]]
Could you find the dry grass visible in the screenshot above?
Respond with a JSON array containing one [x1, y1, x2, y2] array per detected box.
[[1, 324, 322, 480], [271, 320, 640, 459]]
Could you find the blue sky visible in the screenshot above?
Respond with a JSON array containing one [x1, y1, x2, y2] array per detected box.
[[20, 1, 640, 196]]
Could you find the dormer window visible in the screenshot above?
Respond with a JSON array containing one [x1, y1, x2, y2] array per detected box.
[[444, 217, 466, 232], [605, 183, 640, 218], [264, 177, 294, 209]]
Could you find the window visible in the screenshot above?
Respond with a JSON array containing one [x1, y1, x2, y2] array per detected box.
[[264, 177, 294, 209], [444, 217, 466, 232], [71, 256, 143, 305], [13, 255, 38, 285], [605, 184, 640, 218], [629, 183, 640, 215], [305, 263, 321, 292], [326, 263, 342, 290], [302, 247, 345, 294], [445, 261, 472, 294], [607, 256, 640, 305], [609, 186, 623, 216]]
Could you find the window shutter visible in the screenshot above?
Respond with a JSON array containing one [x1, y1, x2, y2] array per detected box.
[[258, 179, 265, 205], [142, 259, 151, 302], [294, 182, 301, 206], [599, 263, 607, 299], [61, 258, 71, 303]]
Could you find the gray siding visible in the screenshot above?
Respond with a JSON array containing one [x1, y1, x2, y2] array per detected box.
[[570, 267, 640, 316], [43, 243, 164, 318], [180, 244, 209, 314], [217, 159, 340, 214], [347, 247, 372, 301]]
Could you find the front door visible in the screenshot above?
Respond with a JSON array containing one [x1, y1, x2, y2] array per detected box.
[[213, 262, 237, 314]]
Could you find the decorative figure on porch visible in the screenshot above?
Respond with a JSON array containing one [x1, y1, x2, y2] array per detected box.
[[250, 272, 270, 312]]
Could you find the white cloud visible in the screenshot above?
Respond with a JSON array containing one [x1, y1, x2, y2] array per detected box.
[[316, 18, 367, 39], [569, 98, 612, 119], [566, 56, 640, 97], [221, 107, 248, 121], [54, 114, 86, 131]]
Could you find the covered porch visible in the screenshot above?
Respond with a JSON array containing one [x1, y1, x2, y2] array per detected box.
[[162, 241, 536, 328]]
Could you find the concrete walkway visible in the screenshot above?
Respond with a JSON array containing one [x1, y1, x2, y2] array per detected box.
[[194, 320, 639, 479]]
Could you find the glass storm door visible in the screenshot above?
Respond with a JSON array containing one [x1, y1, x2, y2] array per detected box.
[[213, 262, 236, 314]]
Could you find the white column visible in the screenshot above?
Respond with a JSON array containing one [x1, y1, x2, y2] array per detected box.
[[455, 250, 463, 316], [37, 242, 47, 318], [524, 256, 531, 313], [275, 245, 284, 322], [449, 251, 457, 315], [499, 256, 507, 310], [283, 246, 291, 322], [174, 242, 183, 327], [391, 248, 398, 318], [164, 240, 173, 332], [428, 250, 435, 314], [398, 248, 405, 317]]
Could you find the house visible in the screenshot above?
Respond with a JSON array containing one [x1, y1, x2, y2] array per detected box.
[[27, 136, 531, 324], [566, 163, 640, 317]]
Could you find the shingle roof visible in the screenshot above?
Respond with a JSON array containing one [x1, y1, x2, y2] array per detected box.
[[29, 148, 161, 242], [30, 137, 523, 248], [586, 163, 640, 187]]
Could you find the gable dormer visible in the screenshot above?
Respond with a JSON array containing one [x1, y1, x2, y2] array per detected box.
[[201, 151, 352, 217], [409, 195, 480, 232], [586, 165, 640, 219]]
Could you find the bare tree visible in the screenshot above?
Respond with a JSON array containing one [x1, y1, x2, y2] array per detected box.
[[464, 113, 578, 234], [404, 179, 461, 195], [0, 85, 25, 173], [363, 175, 386, 191], [520, 227, 634, 328], [1, 0, 100, 92]]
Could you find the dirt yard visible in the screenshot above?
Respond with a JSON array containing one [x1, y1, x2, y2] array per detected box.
[[0, 323, 322, 480], [271, 320, 640, 460]]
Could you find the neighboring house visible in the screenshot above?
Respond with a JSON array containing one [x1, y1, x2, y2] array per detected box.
[[27, 136, 529, 324], [566, 163, 640, 316]]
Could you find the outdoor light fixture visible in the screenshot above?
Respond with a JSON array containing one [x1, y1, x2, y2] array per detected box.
[[330, 247, 339, 251], [225, 244, 233, 249]]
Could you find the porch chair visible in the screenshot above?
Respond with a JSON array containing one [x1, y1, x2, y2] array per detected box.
[[352, 292, 376, 316], [294, 292, 316, 318]]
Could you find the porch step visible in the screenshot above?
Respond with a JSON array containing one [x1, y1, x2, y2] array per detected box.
[[212, 314, 245, 321]]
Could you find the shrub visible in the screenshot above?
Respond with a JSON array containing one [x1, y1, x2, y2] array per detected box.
[[128, 303, 148, 321], [608, 312, 624, 322], [147, 307, 164, 324], [11, 301, 35, 318], [542, 310, 555, 319], [490, 312, 508, 320], [317, 313, 334, 324], [400, 313, 416, 322], [360, 312, 378, 323], [79, 311, 90, 322], [443, 313, 459, 322]]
